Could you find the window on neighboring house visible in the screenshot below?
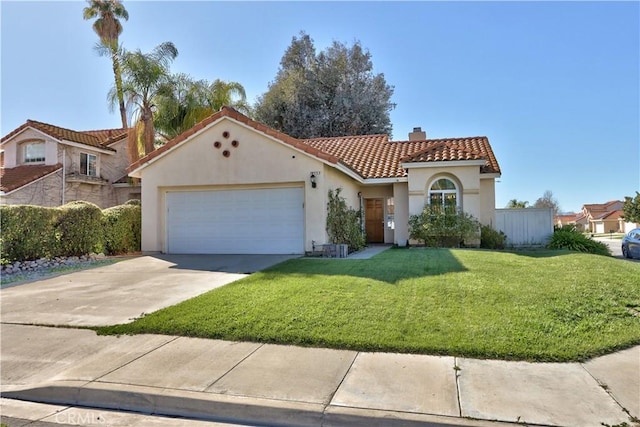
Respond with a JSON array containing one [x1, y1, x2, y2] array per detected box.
[[80, 153, 97, 176], [23, 142, 45, 163], [428, 178, 459, 214]]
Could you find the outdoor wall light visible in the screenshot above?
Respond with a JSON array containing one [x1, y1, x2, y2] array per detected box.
[[310, 172, 317, 188]]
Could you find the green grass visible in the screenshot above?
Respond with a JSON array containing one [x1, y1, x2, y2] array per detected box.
[[97, 248, 640, 362]]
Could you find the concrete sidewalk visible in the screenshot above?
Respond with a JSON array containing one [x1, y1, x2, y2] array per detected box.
[[2, 324, 638, 427]]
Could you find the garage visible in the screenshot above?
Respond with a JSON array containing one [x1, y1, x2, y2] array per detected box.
[[166, 187, 304, 254]]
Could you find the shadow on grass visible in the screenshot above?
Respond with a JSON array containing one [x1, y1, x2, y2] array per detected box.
[[257, 247, 467, 285]]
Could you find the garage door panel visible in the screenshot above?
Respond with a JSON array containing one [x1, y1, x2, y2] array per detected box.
[[166, 188, 304, 254]]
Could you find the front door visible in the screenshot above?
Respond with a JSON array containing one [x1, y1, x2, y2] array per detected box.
[[365, 198, 384, 243]]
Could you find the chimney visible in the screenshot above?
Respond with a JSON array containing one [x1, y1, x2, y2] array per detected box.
[[409, 127, 427, 141]]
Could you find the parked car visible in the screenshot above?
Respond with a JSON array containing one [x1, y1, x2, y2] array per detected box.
[[621, 228, 640, 259]]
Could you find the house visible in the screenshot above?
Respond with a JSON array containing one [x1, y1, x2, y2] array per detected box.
[[580, 200, 625, 234], [127, 107, 501, 254], [1, 120, 139, 208], [555, 213, 578, 228]]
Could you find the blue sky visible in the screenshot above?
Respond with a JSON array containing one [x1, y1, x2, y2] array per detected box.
[[1, 1, 638, 213]]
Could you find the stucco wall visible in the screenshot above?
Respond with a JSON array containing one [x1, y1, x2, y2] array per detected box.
[[137, 118, 341, 253], [393, 182, 409, 246], [406, 165, 482, 220], [2, 129, 58, 167], [479, 178, 496, 227], [1, 170, 62, 206]]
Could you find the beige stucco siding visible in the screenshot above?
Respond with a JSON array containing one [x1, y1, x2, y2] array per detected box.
[[2, 129, 58, 167], [0, 170, 62, 206], [479, 178, 496, 226], [407, 165, 482, 220], [138, 118, 337, 253], [393, 182, 409, 245]]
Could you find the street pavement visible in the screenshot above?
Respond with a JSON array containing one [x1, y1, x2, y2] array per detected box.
[[1, 251, 639, 426]]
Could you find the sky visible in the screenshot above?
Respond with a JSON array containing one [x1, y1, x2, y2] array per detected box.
[[1, 1, 638, 213]]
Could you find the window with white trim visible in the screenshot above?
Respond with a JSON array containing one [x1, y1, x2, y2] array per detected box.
[[428, 178, 459, 214], [386, 197, 395, 229], [23, 142, 45, 163], [80, 153, 97, 176]]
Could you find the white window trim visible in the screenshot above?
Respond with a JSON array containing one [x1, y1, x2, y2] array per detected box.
[[427, 177, 461, 212], [80, 152, 98, 177], [22, 141, 46, 164]]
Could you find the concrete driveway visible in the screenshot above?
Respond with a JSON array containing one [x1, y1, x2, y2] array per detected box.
[[0, 254, 297, 327]]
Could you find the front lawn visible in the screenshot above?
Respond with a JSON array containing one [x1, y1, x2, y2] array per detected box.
[[97, 248, 640, 362]]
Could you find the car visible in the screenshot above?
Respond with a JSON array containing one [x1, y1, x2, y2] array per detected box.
[[621, 228, 640, 259]]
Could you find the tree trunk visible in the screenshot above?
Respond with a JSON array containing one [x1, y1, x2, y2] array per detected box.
[[110, 46, 127, 128]]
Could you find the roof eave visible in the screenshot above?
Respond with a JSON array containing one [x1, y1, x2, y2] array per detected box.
[[401, 159, 488, 169]]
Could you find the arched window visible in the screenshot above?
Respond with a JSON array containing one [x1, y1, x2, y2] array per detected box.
[[428, 178, 459, 214]]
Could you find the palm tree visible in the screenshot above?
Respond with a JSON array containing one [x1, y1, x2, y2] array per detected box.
[[154, 76, 250, 140], [115, 42, 178, 159], [506, 199, 529, 209], [83, 0, 129, 128]]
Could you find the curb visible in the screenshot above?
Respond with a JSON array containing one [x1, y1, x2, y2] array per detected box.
[[2, 382, 512, 427]]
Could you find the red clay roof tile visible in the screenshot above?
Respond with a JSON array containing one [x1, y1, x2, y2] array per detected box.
[[1, 163, 62, 193], [128, 107, 502, 179]]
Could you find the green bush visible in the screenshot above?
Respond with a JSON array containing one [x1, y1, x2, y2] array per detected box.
[[326, 188, 365, 253], [547, 225, 611, 256], [480, 225, 507, 249], [103, 204, 141, 255], [54, 201, 104, 256], [0, 205, 60, 263], [409, 205, 480, 247]]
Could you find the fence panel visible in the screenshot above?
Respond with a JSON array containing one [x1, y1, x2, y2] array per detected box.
[[495, 208, 553, 247]]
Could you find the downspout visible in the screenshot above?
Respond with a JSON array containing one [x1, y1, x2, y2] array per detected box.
[[62, 148, 66, 205]]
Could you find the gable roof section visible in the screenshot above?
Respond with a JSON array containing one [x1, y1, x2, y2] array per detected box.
[[303, 135, 500, 178], [0, 163, 62, 193], [1, 120, 126, 151], [127, 107, 340, 174], [128, 106, 501, 179]]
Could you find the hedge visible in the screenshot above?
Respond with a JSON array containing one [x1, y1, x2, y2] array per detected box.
[[0, 200, 142, 264]]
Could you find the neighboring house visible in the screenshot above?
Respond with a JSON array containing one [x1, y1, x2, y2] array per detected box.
[[128, 107, 501, 255], [1, 120, 140, 208], [580, 200, 624, 233], [555, 213, 578, 228]]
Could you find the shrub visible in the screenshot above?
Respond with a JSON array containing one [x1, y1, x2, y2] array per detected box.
[[409, 205, 480, 247], [0, 205, 60, 264], [480, 225, 507, 249], [547, 225, 611, 256], [103, 204, 142, 255], [54, 201, 104, 256], [326, 188, 366, 253]]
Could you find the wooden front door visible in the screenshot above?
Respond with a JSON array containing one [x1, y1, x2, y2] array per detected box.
[[365, 198, 384, 243]]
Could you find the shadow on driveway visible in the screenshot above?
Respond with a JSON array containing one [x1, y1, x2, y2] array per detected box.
[[151, 254, 301, 274]]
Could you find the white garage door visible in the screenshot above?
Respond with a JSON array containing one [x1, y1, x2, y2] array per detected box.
[[166, 187, 304, 254]]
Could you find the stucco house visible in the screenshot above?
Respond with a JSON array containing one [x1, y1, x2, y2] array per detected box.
[[128, 107, 501, 254], [1, 120, 139, 208]]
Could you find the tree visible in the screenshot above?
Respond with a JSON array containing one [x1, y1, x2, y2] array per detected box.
[[506, 199, 529, 208], [115, 42, 178, 159], [623, 191, 640, 223], [154, 75, 249, 140], [533, 190, 561, 216], [254, 32, 395, 138], [83, 0, 129, 128]]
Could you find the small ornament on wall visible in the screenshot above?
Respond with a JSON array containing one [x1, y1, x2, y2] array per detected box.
[[215, 131, 239, 157]]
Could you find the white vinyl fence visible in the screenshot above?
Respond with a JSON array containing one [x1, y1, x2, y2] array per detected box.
[[495, 208, 554, 247]]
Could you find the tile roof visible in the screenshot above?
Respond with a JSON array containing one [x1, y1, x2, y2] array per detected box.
[[1, 164, 62, 193], [128, 106, 501, 179], [1, 120, 126, 151]]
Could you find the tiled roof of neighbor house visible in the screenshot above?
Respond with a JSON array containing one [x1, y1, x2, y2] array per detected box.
[[129, 106, 501, 179], [0, 120, 129, 193], [595, 209, 624, 221], [0, 163, 62, 193], [1, 120, 126, 151], [555, 213, 578, 223]]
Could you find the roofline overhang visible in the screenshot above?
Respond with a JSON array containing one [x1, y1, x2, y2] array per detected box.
[[61, 139, 116, 154], [1, 127, 54, 146], [0, 166, 62, 195], [401, 159, 487, 169], [362, 177, 408, 185], [480, 173, 501, 179], [128, 115, 349, 179]]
